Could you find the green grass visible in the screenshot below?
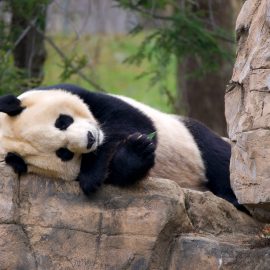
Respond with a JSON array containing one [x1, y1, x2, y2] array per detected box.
[[43, 34, 176, 113]]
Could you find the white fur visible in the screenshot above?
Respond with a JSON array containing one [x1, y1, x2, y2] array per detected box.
[[0, 90, 104, 181], [114, 95, 206, 190]]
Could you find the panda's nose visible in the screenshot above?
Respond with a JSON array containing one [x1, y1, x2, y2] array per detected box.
[[87, 131, 96, 149]]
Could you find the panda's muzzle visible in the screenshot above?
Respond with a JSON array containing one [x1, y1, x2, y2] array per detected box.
[[87, 131, 96, 149]]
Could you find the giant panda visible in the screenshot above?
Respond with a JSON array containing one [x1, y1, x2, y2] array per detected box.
[[0, 84, 245, 212]]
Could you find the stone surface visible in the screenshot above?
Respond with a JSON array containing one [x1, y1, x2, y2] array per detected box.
[[0, 164, 19, 223], [169, 235, 270, 270], [225, 0, 270, 216], [0, 224, 37, 270], [0, 168, 269, 270]]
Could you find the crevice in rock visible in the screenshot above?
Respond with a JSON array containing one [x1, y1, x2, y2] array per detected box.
[[121, 255, 135, 270], [240, 82, 246, 110], [236, 25, 249, 43], [251, 67, 270, 70], [0, 221, 17, 225], [92, 212, 103, 268], [250, 88, 270, 92], [25, 223, 97, 235], [22, 223, 157, 239], [20, 224, 38, 270], [183, 192, 197, 232], [250, 238, 270, 249], [147, 220, 179, 270], [261, 101, 265, 117], [225, 81, 243, 94], [239, 126, 270, 133]]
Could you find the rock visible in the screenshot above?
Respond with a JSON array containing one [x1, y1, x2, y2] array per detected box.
[[0, 167, 269, 270], [0, 165, 19, 223], [17, 175, 192, 270], [169, 235, 270, 270], [225, 0, 270, 220], [0, 224, 37, 270]]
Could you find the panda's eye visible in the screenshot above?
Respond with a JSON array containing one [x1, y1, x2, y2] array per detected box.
[[55, 114, 74, 130], [56, 147, 74, 161]]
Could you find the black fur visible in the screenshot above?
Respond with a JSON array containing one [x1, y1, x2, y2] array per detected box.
[[55, 114, 74, 130], [184, 118, 249, 213], [0, 95, 24, 116], [56, 148, 74, 161], [107, 133, 155, 187], [5, 152, 27, 174], [36, 84, 157, 195]]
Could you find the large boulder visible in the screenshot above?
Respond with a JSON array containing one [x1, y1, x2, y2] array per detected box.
[[0, 164, 269, 270], [225, 0, 270, 221]]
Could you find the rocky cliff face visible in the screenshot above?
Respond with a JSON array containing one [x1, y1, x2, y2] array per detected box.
[[0, 163, 269, 270], [225, 0, 270, 221]]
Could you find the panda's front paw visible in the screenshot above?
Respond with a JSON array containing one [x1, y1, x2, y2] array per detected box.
[[79, 174, 102, 196], [126, 133, 156, 165], [108, 132, 156, 186]]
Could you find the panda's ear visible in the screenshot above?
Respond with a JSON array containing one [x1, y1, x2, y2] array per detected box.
[[0, 95, 24, 116]]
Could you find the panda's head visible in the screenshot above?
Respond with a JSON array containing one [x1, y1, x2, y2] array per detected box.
[[0, 90, 104, 180]]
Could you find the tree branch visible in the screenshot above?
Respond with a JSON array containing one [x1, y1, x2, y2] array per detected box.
[[32, 24, 107, 92], [117, 1, 235, 44], [4, 18, 37, 59]]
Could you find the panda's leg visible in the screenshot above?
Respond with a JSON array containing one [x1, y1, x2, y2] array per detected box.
[[78, 146, 111, 195], [106, 133, 156, 186]]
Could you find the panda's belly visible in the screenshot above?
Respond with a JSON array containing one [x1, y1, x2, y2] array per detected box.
[[115, 95, 206, 190]]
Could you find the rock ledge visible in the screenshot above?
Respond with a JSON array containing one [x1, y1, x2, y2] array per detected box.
[[0, 165, 269, 270]]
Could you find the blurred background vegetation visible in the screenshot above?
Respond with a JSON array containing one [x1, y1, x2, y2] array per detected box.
[[0, 0, 244, 135]]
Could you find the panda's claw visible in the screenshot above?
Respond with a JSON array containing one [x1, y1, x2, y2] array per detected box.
[[141, 143, 156, 156], [126, 133, 156, 153]]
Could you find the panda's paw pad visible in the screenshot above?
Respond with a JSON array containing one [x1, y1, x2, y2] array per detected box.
[[126, 133, 156, 157]]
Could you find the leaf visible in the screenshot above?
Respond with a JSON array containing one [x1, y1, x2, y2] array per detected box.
[[147, 132, 156, 140]]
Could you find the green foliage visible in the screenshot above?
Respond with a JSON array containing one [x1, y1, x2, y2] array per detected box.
[[147, 132, 156, 140], [0, 51, 28, 95], [0, 5, 25, 94], [0, 0, 50, 94], [116, 0, 234, 98], [43, 34, 176, 112], [117, 0, 168, 9], [9, 0, 49, 18], [60, 54, 88, 81]]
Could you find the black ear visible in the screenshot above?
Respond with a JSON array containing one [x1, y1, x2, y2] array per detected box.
[[5, 152, 27, 174], [0, 95, 24, 116]]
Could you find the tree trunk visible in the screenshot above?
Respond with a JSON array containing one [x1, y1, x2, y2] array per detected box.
[[176, 0, 240, 136], [10, 2, 47, 86]]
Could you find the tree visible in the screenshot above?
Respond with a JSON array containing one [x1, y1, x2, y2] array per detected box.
[[116, 0, 238, 135], [0, 0, 49, 94], [10, 0, 49, 85], [177, 0, 237, 136]]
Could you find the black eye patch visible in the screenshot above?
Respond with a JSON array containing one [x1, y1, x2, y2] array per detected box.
[[56, 148, 74, 161], [55, 114, 74, 130]]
